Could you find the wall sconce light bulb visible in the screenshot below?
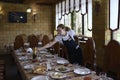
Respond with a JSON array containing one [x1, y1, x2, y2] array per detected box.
[[26, 8, 32, 13]]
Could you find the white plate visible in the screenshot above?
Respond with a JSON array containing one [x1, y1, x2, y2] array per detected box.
[[39, 51, 48, 54], [50, 72, 66, 79], [56, 59, 69, 65], [31, 76, 48, 80], [23, 64, 34, 70], [18, 56, 28, 60], [45, 54, 54, 58], [55, 66, 71, 72], [74, 68, 91, 75], [15, 52, 26, 56]]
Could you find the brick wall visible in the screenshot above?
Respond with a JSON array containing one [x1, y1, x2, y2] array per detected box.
[[0, 2, 55, 51]]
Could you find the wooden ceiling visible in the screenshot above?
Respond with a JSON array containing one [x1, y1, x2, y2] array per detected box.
[[0, 0, 64, 5], [0, 0, 24, 4], [24, 0, 64, 5]]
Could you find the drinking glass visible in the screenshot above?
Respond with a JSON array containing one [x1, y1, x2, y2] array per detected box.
[[99, 72, 107, 80]]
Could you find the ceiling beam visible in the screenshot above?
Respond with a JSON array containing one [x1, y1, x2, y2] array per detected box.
[[24, 0, 64, 5]]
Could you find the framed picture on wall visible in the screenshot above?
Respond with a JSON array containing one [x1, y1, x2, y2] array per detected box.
[[8, 12, 27, 23]]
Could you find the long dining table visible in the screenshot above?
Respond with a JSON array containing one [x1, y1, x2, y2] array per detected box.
[[12, 49, 101, 80]]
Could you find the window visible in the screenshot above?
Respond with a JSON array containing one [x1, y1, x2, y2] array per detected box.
[[105, 0, 119, 44], [56, 0, 92, 37]]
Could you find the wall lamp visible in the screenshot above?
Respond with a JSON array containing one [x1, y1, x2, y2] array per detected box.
[[26, 7, 38, 23], [32, 11, 37, 23], [26, 8, 32, 13]]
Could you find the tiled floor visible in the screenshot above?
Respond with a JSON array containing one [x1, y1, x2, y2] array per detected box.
[[0, 53, 22, 80]]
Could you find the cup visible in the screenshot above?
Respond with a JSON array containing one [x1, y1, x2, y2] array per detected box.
[[99, 72, 107, 80]]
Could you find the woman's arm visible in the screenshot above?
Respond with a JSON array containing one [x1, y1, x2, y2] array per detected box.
[[37, 40, 58, 51]]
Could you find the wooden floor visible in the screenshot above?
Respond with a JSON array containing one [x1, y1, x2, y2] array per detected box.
[[0, 53, 22, 80]]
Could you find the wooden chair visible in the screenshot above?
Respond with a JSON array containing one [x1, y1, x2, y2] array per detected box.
[[14, 35, 24, 50], [20, 34, 27, 43], [37, 34, 43, 42], [50, 42, 60, 55], [36, 34, 43, 47], [42, 35, 50, 46], [59, 44, 68, 59], [28, 34, 39, 48], [42, 34, 68, 59], [48, 34, 54, 41], [77, 37, 96, 70], [105, 40, 120, 79]]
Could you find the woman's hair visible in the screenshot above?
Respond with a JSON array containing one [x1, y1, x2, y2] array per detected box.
[[57, 24, 71, 31], [65, 26, 70, 31]]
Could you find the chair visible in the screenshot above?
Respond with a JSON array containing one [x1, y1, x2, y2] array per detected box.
[[36, 34, 44, 47], [59, 44, 68, 59], [78, 37, 96, 70], [47, 42, 60, 56], [48, 34, 54, 41], [28, 34, 39, 48], [20, 34, 27, 43], [105, 40, 120, 79], [14, 35, 24, 50], [37, 34, 43, 42], [42, 35, 50, 46]]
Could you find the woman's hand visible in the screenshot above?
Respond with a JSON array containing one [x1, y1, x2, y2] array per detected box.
[[37, 40, 58, 52]]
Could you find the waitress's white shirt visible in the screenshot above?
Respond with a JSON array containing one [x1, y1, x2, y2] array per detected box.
[[55, 30, 76, 44]]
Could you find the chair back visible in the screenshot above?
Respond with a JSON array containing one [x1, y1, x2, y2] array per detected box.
[[37, 34, 43, 42], [105, 40, 120, 79], [60, 44, 68, 59], [28, 34, 39, 48], [42, 35, 50, 46], [14, 35, 24, 50], [105, 40, 120, 71], [78, 37, 96, 70]]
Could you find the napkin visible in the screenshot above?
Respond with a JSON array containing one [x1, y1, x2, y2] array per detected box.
[[26, 48, 33, 53]]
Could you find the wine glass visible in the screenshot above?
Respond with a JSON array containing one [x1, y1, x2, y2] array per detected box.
[[24, 42, 30, 52], [99, 72, 107, 80]]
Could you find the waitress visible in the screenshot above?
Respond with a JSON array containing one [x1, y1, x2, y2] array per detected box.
[[38, 24, 83, 65]]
